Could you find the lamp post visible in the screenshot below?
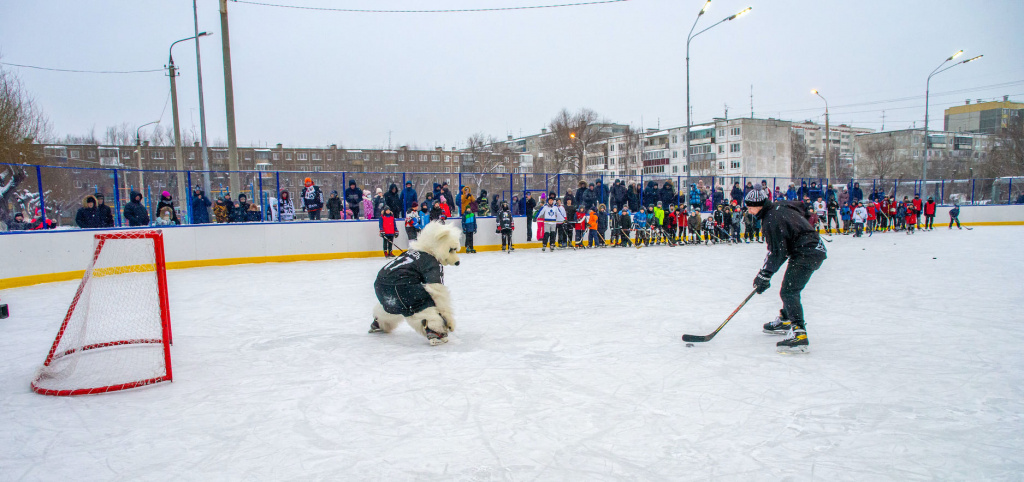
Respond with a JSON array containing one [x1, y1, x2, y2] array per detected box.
[[168, 32, 210, 215], [193, 0, 213, 200], [923, 50, 982, 183], [136, 121, 160, 190], [685, 3, 751, 178], [812, 90, 830, 181]]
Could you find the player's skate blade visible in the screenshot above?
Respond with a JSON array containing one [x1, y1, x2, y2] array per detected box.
[[776, 345, 809, 355]]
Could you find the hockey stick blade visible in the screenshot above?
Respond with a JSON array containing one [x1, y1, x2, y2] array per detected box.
[[682, 289, 758, 343]]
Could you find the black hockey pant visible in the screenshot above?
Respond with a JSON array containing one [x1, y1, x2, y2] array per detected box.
[[827, 213, 839, 232], [949, 216, 960, 228], [779, 255, 825, 329], [382, 234, 395, 252], [925, 215, 934, 229], [464, 232, 474, 250]]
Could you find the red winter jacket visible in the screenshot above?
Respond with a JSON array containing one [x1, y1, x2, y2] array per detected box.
[[379, 215, 397, 235], [866, 204, 876, 220], [905, 210, 918, 225], [912, 198, 923, 213], [924, 201, 936, 216]]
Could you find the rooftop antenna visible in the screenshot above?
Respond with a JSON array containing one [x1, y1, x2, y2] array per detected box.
[[750, 84, 754, 118]]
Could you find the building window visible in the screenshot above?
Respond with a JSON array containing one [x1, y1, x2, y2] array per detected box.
[[152, 151, 165, 160], [74, 180, 83, 188], [445, 156, 450, 162], [672, 150, 678, 158], [718, 145, 725, 154], [731, 160, 740, 169], [272, 153, 280, 160], [671, 135, 678, 143], [445, 167, 451, 173], [672, 166, 678, 173], [87, 151, 96, 159], [431, 155, 440, 162], [312, 153, 322, 161], [610, 144, 616, 152], [70, 150, 81, 159], [313, 166, 322, 172], [298, 153, 308, 161], [718, 162, 724, 170], [718, 129, 725, 137], [730, 143, 741, 153], [731, 127, 740, 136], [189, 152, 196, 160], [285, 153, 293, 160], [420, 155, 427, 162]]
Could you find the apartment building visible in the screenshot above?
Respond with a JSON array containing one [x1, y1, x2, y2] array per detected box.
[[944, 96, 1024, 134]]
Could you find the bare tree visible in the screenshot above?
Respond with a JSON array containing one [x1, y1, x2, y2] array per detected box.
[[790, 131, 813, 178], [617, 125, 642, 176], [858, 136, 900, 179], [979, 117, 1024, 178], [104, 122, 134, 145], [0, 64, 51, 222], [464, 132, 504, 172], [541, 108, 609, 176]]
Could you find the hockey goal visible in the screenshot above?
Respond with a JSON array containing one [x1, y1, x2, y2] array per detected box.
[[32, 230, 173, 396]]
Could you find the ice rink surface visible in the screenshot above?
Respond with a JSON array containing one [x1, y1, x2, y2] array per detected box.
[[2, 226, 1023, 480]]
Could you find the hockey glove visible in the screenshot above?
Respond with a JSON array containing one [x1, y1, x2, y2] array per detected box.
[[754, 269, 772, 294]]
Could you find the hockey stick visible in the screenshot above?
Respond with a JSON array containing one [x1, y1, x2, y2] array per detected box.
[[682, 289, 758, 343]]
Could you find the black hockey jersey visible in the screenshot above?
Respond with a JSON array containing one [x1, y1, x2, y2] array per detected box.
[[496, 211, 514, 231], [374, 250, 444, 316], [756, 200, 827, 275]]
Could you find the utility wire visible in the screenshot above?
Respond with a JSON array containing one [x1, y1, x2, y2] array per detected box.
[[0, 61, 163, 74], [231, 0, 629, 13]]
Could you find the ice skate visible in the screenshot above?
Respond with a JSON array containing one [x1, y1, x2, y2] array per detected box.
[[368, 319, 383, 333], [425, 327, 448, 345], [776, 327, 809, 354], [763, 313, 791, 335]]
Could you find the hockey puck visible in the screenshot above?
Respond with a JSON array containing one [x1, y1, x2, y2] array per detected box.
[[686, 343, 694, 347]]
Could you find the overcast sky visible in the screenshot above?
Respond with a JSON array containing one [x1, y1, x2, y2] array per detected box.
[[2, 0, 1022, 149]]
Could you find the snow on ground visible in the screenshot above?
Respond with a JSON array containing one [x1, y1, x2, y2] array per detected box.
[[1, 227, 1023, 480]]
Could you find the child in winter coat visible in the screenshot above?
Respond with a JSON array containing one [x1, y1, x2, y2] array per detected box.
[[362, 190, 374, 220], [730, 207, 743, 243], [278, 190, 295, 221], [923, 197, 937, 230], [327, 191, 343, 220], [905, 206, 918, 234], [840, 204, 851, 233], [586, 209, 599, 248], [688, 210, 702, 244], [462, 201, 477, 253], [596, 204, 609, 247], [213, 198, 229, 223], [378, 207, 399, 257], [405, 203, 421, 240], [153, 207, 175, 226], [949, 203, 961, 229], [617, 207, 633, 246]]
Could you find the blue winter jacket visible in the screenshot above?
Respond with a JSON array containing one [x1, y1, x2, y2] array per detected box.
[[401, 186, 418, 213], [786, 187, 798, 201], [462, 212, 477, 233], [689, 187, 701, 206], [633, 211, 648, 228], [416, 211, 430, 229]]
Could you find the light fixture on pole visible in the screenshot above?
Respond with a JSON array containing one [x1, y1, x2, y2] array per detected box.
[[685, 4, 752, 178], [136, 121, 160, 191], [812, 89, 830, 181], [168, 31, 210, 219], [923, 50, 982, 183]]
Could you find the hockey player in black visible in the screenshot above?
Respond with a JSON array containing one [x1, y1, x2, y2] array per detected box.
[[496, 200, 515, 252], [745, 188, 827, 354]]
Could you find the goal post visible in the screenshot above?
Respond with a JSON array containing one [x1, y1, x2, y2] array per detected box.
[[32, 230, 173, 396]]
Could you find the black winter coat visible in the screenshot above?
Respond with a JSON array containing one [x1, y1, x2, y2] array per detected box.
[[582, 189, 598, 211], [384, 184, 402, 217], [191, 193, 211, 224], [626, 187, 640, 211], [344, 187, 363, 206], [756, 200, 827, 274], [327, 196, 343, 219], [124, 191, 150, 226], [523, 197, 537, 220], [642, 183, 660, 207], [611, 184, 627, 204], [660, 185, 677, 206]]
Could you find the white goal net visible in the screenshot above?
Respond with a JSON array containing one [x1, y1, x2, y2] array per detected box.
[[32, 231, 173, 396]]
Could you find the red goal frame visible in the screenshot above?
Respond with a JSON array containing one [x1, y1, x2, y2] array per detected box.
[[32, 230, 173, 396]]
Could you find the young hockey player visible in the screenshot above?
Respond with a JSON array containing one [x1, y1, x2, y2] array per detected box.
[[746, 188, 826, 354], [839, 203, 851, 234], [573, 208, 586, 247], [825, 198, 839, 234], [496, 200, 514, 252], [912, 194, 923, 229], [405, 202, 420, 240], [664, 204, 678, 245], [688, 209, 702, 244], [923, 196, 937, 230], [561, 198, 577, 248], [905, 204, 918, 234], [535, 197, 562, 252], [586, 208, 599, 248], [379, 206, 399, 258], [852, 202, 867, 237], [949, 203, 961, 229], [596, 204, 609, 247], [462, 201, 477, 253], [616, 207, 633, 246], [634, 206, 650, 246], [701, 214, 717, 245], [730, 206, 743, 243]]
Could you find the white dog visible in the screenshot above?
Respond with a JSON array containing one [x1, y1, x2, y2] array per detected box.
[[370, 222, 461, 345]]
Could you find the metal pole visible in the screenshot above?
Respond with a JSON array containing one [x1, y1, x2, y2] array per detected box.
[[193, 0, 212, 197], [35, 165, 46, 226], [923, 78, 931, 181], [112, 168, 122, 227], [258, 171, 264, 221], [186, 171, 193, 223], [275, 172, 281, 221], [219, 0, 240, 195]]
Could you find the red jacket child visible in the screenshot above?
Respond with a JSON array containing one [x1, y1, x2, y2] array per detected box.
[[866, 203, 876, 221], [905, 209, 918, 226]]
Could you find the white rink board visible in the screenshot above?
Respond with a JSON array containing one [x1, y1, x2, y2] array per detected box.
[[0, 226, 1022, 479]]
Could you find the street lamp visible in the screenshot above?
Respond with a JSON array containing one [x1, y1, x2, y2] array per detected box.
[[811, 89, 830, 181], [136, 121, 160, 191], [923, 50, 982, 183], [168, 31, 210, 218], [193, 0, 213, 200], [685, 3, 752, 178]]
